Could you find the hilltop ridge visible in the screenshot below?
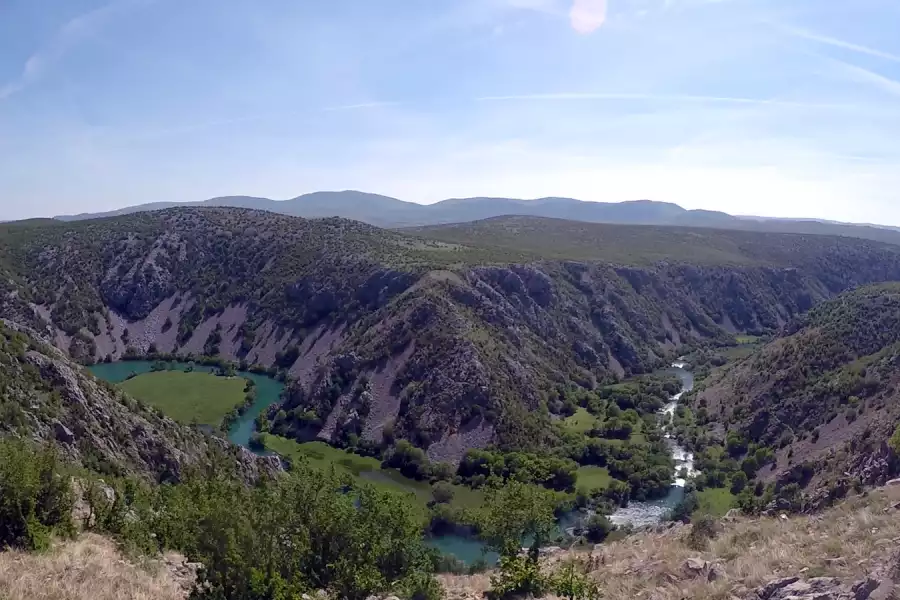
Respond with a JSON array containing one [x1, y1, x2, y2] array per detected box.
[[5, 208, 900, 465], [48, 191, 900, 247]]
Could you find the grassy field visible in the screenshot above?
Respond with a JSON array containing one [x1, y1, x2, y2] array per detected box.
[[694, 487, 736, 517], [719, 344, 763, 362], [261, 435, 484, 516], [120, 371, 246, 426], [563, 408, 598, 434], [576, 466, 612, 493]]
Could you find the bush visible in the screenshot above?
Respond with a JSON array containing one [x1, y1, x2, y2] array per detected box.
[[432, 482, 455, 505], [669, 491, 699, 523], [0, 438, 439, 600], [686, 514, 719, 550], [488, 555, 549, 600], [890, 423, 900, 455], [383, 440, 432, 480], [730, 471, 748, 495], [0, 440, 74, 551], [584, 515, 614, 543], [550, 561, 600, 600]]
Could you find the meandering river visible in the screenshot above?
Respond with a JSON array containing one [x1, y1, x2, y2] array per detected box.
[[88, 360, 283, 453], [89, 360, 697, 564]]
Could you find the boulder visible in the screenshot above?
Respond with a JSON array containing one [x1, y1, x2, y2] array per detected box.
[[684, 557, 709, 574], [683, 558, 722, 581], [755, 576, 896, 600], [53, 420, 76, 444], [758, 577, 801, 600]]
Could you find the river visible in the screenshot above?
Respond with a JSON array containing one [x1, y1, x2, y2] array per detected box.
[[609, 363, 696, 527], [89, 359, 696, 564], [87, 360, 284, 453]]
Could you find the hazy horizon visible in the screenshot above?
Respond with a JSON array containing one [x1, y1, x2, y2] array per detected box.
[[2, 0, 899, 224], [14, 191, 894, 229]]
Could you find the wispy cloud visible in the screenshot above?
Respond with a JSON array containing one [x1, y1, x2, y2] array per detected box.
[[476, 92, 858, 109], [778, 25, 900, 64], [0, 0, 148, 100], [569, 0, 607, 33], [321, 101, 399, 112], [826, 58, 900, 98]]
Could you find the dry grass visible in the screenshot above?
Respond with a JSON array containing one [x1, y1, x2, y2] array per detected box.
[[0, 534, 188, 600], [442, 486, 900, 600]]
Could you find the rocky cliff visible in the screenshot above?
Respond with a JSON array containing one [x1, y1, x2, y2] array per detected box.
[[690, 283, 900, 497], [6, 210, 900, 460], [0, 319, 273, 482]]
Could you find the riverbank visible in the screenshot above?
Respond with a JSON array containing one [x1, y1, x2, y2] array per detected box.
[[610, 363, 697, 527], [88, 359, 695, 564]]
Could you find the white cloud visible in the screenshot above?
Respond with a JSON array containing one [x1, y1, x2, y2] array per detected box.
[[476, 92, 859, 110], [826, 58, 900, 99], [0, 0, 148, 100], [569, 0, 607, 33], [322, 102, 399, 112], [779, 25, 900, 64]]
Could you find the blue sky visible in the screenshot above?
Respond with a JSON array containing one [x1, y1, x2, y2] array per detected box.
[[1, 0, 899, 223]]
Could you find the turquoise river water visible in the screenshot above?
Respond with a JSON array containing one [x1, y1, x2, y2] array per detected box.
[[89, 360, 695, 565]]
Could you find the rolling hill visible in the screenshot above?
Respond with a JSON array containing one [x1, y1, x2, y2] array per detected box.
[[6, 209, 900, 466], [688, 283, 900, 497], [52, 191, 900, 247]]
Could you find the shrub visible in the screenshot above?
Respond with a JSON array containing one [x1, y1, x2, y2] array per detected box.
[[584, 515, 614, 543], [488, 555, 549, 600], [550, 561, 601, 600], [686, 514, 719, 550], [431, 482, 455, 505], [669, 491, 699, 523], [0, 440, 74, 551], [890, 423, 900, 455]]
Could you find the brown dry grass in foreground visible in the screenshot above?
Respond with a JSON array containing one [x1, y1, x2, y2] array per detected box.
[[441, 485, 900, 600], [0, 534, 188, 600]]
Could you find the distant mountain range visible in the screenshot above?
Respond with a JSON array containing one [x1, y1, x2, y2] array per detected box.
[[54, 190, 900, 246]]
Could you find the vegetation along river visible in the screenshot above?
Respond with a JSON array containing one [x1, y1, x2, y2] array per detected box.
[[609, 363, 696, 527], [88, 361, 283, 453], [89, 360, 696, 564]]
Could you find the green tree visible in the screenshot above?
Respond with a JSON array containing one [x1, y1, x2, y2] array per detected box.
[[890, 423, 900, 455], [478, 481, 557, 559], [431, 482, 455, 505], [584, 515, 614, 544], [730, 471, 748, 495], [550, 561, 600, 600], [0, 440, 74, 551]]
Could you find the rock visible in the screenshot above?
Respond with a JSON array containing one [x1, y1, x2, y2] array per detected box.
[[683, 557, 722, 581], [887, 479, 900, 488], [724, 508, 742, 521], [758, 577, 801, 600], [539, 546, 564, 557], [853, 577, 881, 600], [53, 420, 75, 444], [685, 557, 709, 573]]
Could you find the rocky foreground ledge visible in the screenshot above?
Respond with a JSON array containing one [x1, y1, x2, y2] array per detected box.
[[439, 486, 900, 600]]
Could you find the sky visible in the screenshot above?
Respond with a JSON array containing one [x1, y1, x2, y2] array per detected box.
[[1, 0, 899, 224]]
